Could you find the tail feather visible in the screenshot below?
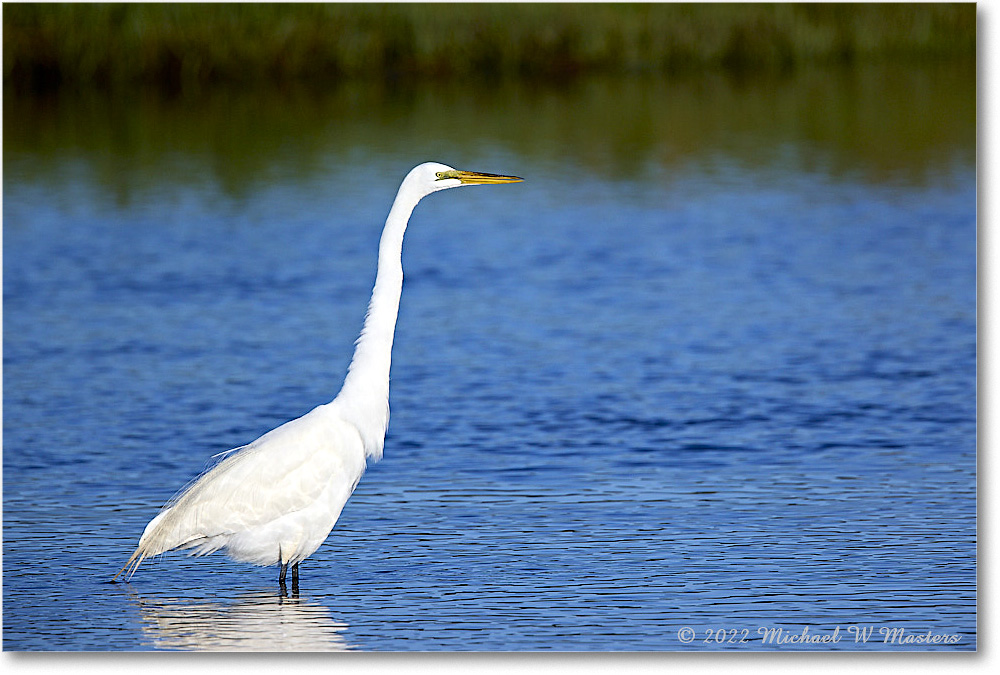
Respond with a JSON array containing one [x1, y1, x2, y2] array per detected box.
[[112, 547, 147, 582], [113, 504, 230, 581], [112, 508, 178, 582]]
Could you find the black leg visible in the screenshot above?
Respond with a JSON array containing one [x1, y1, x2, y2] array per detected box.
[[291, 563, 299, 584], [279, 561, 288, 584]]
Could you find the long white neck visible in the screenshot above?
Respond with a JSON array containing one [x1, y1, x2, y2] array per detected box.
[[333, 182, 422, 460]]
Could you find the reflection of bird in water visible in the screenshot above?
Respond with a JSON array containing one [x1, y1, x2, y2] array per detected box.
[[127, 589, 353, 651], [115, 163, 522, 587]]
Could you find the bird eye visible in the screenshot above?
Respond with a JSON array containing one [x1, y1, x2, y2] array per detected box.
[[435, 172, 446, 180]]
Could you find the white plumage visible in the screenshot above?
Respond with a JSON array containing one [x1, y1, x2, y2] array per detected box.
[[116, 162, 522, 584]]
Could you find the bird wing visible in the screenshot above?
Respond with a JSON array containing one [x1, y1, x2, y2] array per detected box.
[[136, 404, 366, 556]]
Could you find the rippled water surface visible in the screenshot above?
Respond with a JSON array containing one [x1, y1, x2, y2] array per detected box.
[[3, 67, 976, 650]]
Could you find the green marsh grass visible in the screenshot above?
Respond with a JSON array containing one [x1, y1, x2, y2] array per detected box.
[[4, 3, 976, 91]]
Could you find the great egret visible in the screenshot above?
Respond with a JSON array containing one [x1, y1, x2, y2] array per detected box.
[[115, 162, 522, 586]]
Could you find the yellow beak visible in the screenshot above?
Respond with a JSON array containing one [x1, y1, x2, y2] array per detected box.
[[437, 169, 523, 184]]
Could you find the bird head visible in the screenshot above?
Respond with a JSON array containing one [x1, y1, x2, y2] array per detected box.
[[407, 162, 523, 197]]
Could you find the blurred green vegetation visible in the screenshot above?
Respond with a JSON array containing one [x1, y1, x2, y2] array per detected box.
[[5, 61, 975, 199], [3, 3, 976, 90]]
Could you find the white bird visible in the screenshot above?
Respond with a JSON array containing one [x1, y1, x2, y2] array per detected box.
[[115, 162, 522, 586]]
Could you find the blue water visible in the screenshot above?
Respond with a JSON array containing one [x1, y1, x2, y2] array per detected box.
[[3, 87, 976, 649]]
